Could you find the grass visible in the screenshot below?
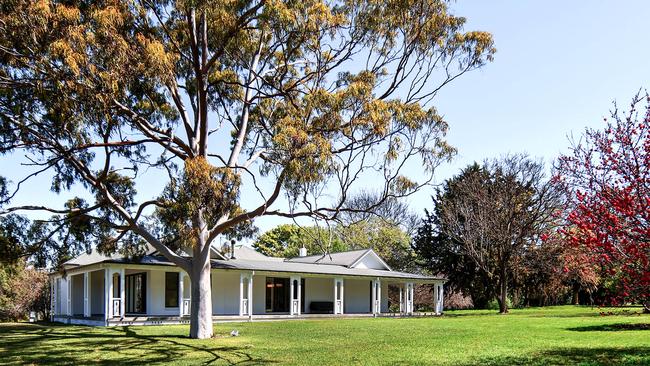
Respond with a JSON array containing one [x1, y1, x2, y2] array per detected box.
[[1, 306, 649, 365]]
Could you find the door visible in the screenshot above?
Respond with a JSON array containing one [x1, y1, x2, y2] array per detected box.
[[125, 272, 146, 314], [265, 277, 290, 313]]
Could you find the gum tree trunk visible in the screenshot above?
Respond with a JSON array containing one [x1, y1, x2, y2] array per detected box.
[[189, 212, 214, 339], [189, 255, 213, 339]]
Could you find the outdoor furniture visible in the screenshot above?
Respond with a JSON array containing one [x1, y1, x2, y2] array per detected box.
[[309, 301, 334, 314]]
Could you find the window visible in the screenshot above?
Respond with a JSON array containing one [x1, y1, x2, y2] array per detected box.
[[112, 274, 120, 298], [165, 272, 179, 308], [293, 279, 298, 300], [336, 281, 342, 301]]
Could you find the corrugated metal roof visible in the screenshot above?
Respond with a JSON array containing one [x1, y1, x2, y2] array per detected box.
[[63, 244, 158, 267], [58, 246, 444, 281], [285, 249, 370, 267], [231, 245, 284, 261], [212, 258, 441, 281], [107, 255, 177, 266]]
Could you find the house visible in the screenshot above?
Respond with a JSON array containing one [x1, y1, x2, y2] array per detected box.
[[49, 245, 445, 326]]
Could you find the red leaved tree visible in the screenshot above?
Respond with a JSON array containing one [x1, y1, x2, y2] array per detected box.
[[556, 93, 650, 312]]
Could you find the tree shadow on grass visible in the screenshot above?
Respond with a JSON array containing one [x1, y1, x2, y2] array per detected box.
[[0, 323, 277, 365], [443, 310, 596, 319], [462, 347, 650, 366], [445, 307, 647, 319], [567, 323, 650, 332]]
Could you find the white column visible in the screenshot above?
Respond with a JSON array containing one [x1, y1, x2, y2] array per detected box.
[[433, 283, 439, 314], [333, 278, 344, 315], [248, 274, 253, 318], [239, 272, 248, 316], [399, 285, 404, 314], [412, 284, 416, 313], [290, 275, 301, 315], [106, 269, 115, 318], [109, 270, 118, 318], [408, 283, 414, 314], [289, 276, 302, 315], [67, 277, 72, 316], [372, 278, 381, 315], [83, 272, 90, 317], [104, 269, 110, 322], [403, 283, 410, 314], [179, 271, 185, 317], [119, 268, 126, 317]]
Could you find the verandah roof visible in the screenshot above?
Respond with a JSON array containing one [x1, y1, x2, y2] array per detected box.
[[211, 258, 443, 282], [57, 254, 444, 282]]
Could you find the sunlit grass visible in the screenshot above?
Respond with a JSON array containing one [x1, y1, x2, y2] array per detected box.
[[1, 306, 649, 365]]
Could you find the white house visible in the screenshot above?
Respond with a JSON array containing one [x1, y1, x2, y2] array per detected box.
[[49, 245, 445, 326]]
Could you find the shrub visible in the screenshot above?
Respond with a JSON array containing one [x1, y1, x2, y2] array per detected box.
[[0, 261, 49, 321]]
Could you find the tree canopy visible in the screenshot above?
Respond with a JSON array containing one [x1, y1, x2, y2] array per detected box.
[[252, 223, 347, 258], [414, 156, 561, 313], [556, 93, 650, 312], [0, 0, 494, 337], [253, 218, 415, 271]]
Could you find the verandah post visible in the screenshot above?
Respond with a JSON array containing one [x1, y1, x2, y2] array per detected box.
[[179, 271, 185, 317], [333, 278, 344, 315], [83, 272, 90, 317], [104, 268, 110, 324], [119, 268, 125, 318]]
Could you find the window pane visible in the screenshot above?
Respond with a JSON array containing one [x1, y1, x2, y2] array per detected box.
[[165, 272, 179, 308], [112, 274, 120, 298], [336, 282, 341, 300], [293, 280, 298, 300]]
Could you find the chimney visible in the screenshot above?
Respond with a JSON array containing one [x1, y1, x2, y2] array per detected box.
[[230, 239, 236, 259], [298, 246, 307, 257]]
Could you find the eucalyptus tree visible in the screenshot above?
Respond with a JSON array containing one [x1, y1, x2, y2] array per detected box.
[[0, 0, 494, 337]]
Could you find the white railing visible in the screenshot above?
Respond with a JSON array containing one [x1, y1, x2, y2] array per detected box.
[[112, 298, 121, 318], [241, 299, 249, 316], [182, 298, 191, 316], [335, 300, 343, 314], [374, 300, 381, 314]]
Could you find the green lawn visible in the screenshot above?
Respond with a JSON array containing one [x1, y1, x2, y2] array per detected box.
[[1, 306, 649, 365]]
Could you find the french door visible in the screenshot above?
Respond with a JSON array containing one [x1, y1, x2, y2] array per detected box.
[[265, 277, 290, 313], [125, 272, 146, 314]]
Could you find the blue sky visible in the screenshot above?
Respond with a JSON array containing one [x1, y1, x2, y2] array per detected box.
[[3, 1, 650, 244], [253, 1, 650, 234], [434, 1, 650, 174]]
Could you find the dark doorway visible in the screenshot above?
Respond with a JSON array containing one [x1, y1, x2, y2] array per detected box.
[[125, 272, 146, 314], [265, 277, 289, 313]]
